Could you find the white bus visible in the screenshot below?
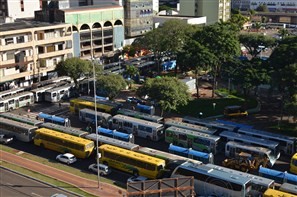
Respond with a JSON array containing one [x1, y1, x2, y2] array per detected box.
[[84, 133, 140, 151], [0, 117, 38, 142], [117, 108, 164, 123], [0, 91, 34, 112], [79, 108, 112, 128], [30, 84, 56, 102], [182, 116, 238, 134], [31, 76, 72, 89], [165, 119, 217, 135], [0, 112, 43, 126], [279, 183, 297, 195], [225, 141, 279, 167], [219, 131, 280, 157], [165, 126, 220, 154], [0, 87, 27, 99], [171, 161, 253, 197], [44, 83, 75, 103], [237, 128, 297, 156], [111, 114, 164, 141], [207, 163, 275, 196]]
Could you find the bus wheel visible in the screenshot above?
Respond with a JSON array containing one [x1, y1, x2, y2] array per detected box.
[[133, 170, 139, 177], [103, 161, 108, 166], [146, 136, 151, 140], [9, 107, 13, 112], [40, 143, 45, 149]]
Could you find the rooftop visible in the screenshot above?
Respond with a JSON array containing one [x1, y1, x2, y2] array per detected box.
[[0, 21, 67, 32]]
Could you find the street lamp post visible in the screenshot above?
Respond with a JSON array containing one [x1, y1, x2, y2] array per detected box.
[[92, 58, 100, 188]]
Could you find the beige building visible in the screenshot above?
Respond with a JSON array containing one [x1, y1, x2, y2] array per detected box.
[[180, 0, 231, 24], [0, 21, 73, 89]]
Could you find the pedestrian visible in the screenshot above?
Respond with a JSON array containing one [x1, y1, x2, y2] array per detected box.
[[131, 106, 135, 111], [198, 112, 203, 119], [59, 102, 62, 108]]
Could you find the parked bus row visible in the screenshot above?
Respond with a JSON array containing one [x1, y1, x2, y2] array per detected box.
[[182, 116, 297, 156]]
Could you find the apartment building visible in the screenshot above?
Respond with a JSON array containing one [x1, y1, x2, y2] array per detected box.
[[179, 0, 231, 24], [0, 0, 41, 20], [0, 21, 73, 89], [123, 0, 154, 38], [35, 4, 124, 59], [232, 0, 297, 12]]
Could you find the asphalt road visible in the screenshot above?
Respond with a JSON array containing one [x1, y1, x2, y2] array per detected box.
[[0, 168, 80, 197]]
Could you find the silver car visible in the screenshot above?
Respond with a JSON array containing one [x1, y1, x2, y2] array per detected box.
[[56, 153, 77, 165], [88, 163, 111, 176]]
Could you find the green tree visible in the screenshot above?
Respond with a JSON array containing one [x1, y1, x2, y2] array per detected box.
[[195, 23, 241, 97], [137, 77, 190, 116], [55, 57, 93, 87], [256, 5, 269, 12], [278, 28, 289, 39], [123, 65, 140, 88], [229, 13, 249, 31], [179, 39, 218, 98], [96, 74, 127, 99], [285, 94, 297, 124], [239, 33, 276, 58]]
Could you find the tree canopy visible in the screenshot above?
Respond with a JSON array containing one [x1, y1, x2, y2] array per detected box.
[[96, 74, 127, 99], [137, 77, 190, 116], [55, 57, 93, 87]]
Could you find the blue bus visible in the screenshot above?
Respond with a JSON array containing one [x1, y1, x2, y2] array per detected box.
[[168, 144, 214, 164], [136, 104, 155, 115], [259, 166, 297, 185], [37, 112, 70, 127], [97, 127, 134, 143]]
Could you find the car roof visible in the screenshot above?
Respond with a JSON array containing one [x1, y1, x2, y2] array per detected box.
[[63, 153, 75, 157], [131, 176, 148, 181]]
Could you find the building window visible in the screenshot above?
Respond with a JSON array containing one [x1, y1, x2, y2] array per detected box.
[[5, 38, 14, 45], [7, 51, 15, 60], [20, 0, 24, 12], [16, 36, 25, 43]]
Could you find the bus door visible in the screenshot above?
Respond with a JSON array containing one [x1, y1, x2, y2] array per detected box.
[[288, 143, 293, 155], [4, 103, 9, 111], [57, 92, 60, 101], [31, 95, 34, 103], [16, 99, 19, 108], [80, 112, 86, 122], [133, 125, 137, 135]]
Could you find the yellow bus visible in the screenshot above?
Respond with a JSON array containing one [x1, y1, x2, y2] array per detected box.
[[99, 144, 166, 179], [290, 153, 297, 174], [69, 98, 118, 115], [34, 128, 94, 159], [263, 188, 296, 197]]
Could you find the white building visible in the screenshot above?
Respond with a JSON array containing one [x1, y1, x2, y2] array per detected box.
[[232, 0, 297, 12], [0, 0, 41, 20]]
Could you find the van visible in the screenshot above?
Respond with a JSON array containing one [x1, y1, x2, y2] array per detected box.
[[224, 105, 248, 117]]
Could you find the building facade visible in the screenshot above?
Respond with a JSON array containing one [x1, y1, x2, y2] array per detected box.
[[0, 21, 73, 89], [232, 0, 297, 13], [35, 5, 124, 60], [123, 0, 154, 38], [0, 0, 41, 19], [179, 0, 231, 24]]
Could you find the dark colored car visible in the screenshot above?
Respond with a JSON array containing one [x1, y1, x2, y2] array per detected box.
[[126, 97, 145, 104]]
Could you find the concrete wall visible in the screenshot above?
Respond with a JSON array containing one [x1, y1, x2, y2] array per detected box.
[[7, 0, 41, 19]]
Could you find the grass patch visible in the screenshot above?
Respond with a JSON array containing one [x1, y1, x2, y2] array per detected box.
[[1, 161, 96, 197], [269, 122, 297, 137], [0, 145, 118, 187], [176, 97, 257, 118]]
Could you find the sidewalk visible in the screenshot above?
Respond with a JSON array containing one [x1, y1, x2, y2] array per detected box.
[[0, 150, 126, 197]]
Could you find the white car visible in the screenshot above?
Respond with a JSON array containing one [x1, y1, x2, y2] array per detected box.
[[56, 153, 77, 165], [127, 176, 148, 183], [88, 163, 111, 176]]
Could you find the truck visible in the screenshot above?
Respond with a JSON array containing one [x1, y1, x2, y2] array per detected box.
[[222, 152, 270, 172]]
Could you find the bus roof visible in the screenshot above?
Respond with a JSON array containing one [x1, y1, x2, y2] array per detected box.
[[45, 83, 74, 93], [180, 162, 251, 185], [36, 128, 93, 144], [280, 183, 297, 195], [41, 123, 88, 137], [0, 112, 43, 126], [238, 128, 297, 141], [0, 117, 38, 129], [79, 108, 112, 119], [30, 84, 57, 93], [112, 114, 163, 128], [38, 112, 66, 124], [166, 119, 217, 135], [169, 144, 210, 159], [117, 108, 163, 122], [264, 189, 296, 197], [220, 131, 279, 148], [97, 127, 131, 139], [216, 119, 253, 129], [207, 164, 275, 187], [226, 141, 272, 153], [85, 133, 139, 151], [0, 87, 27, 97], [166, 126, 221, 141], [99, 144, 166, 165], [1, 91, 33, 101]]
